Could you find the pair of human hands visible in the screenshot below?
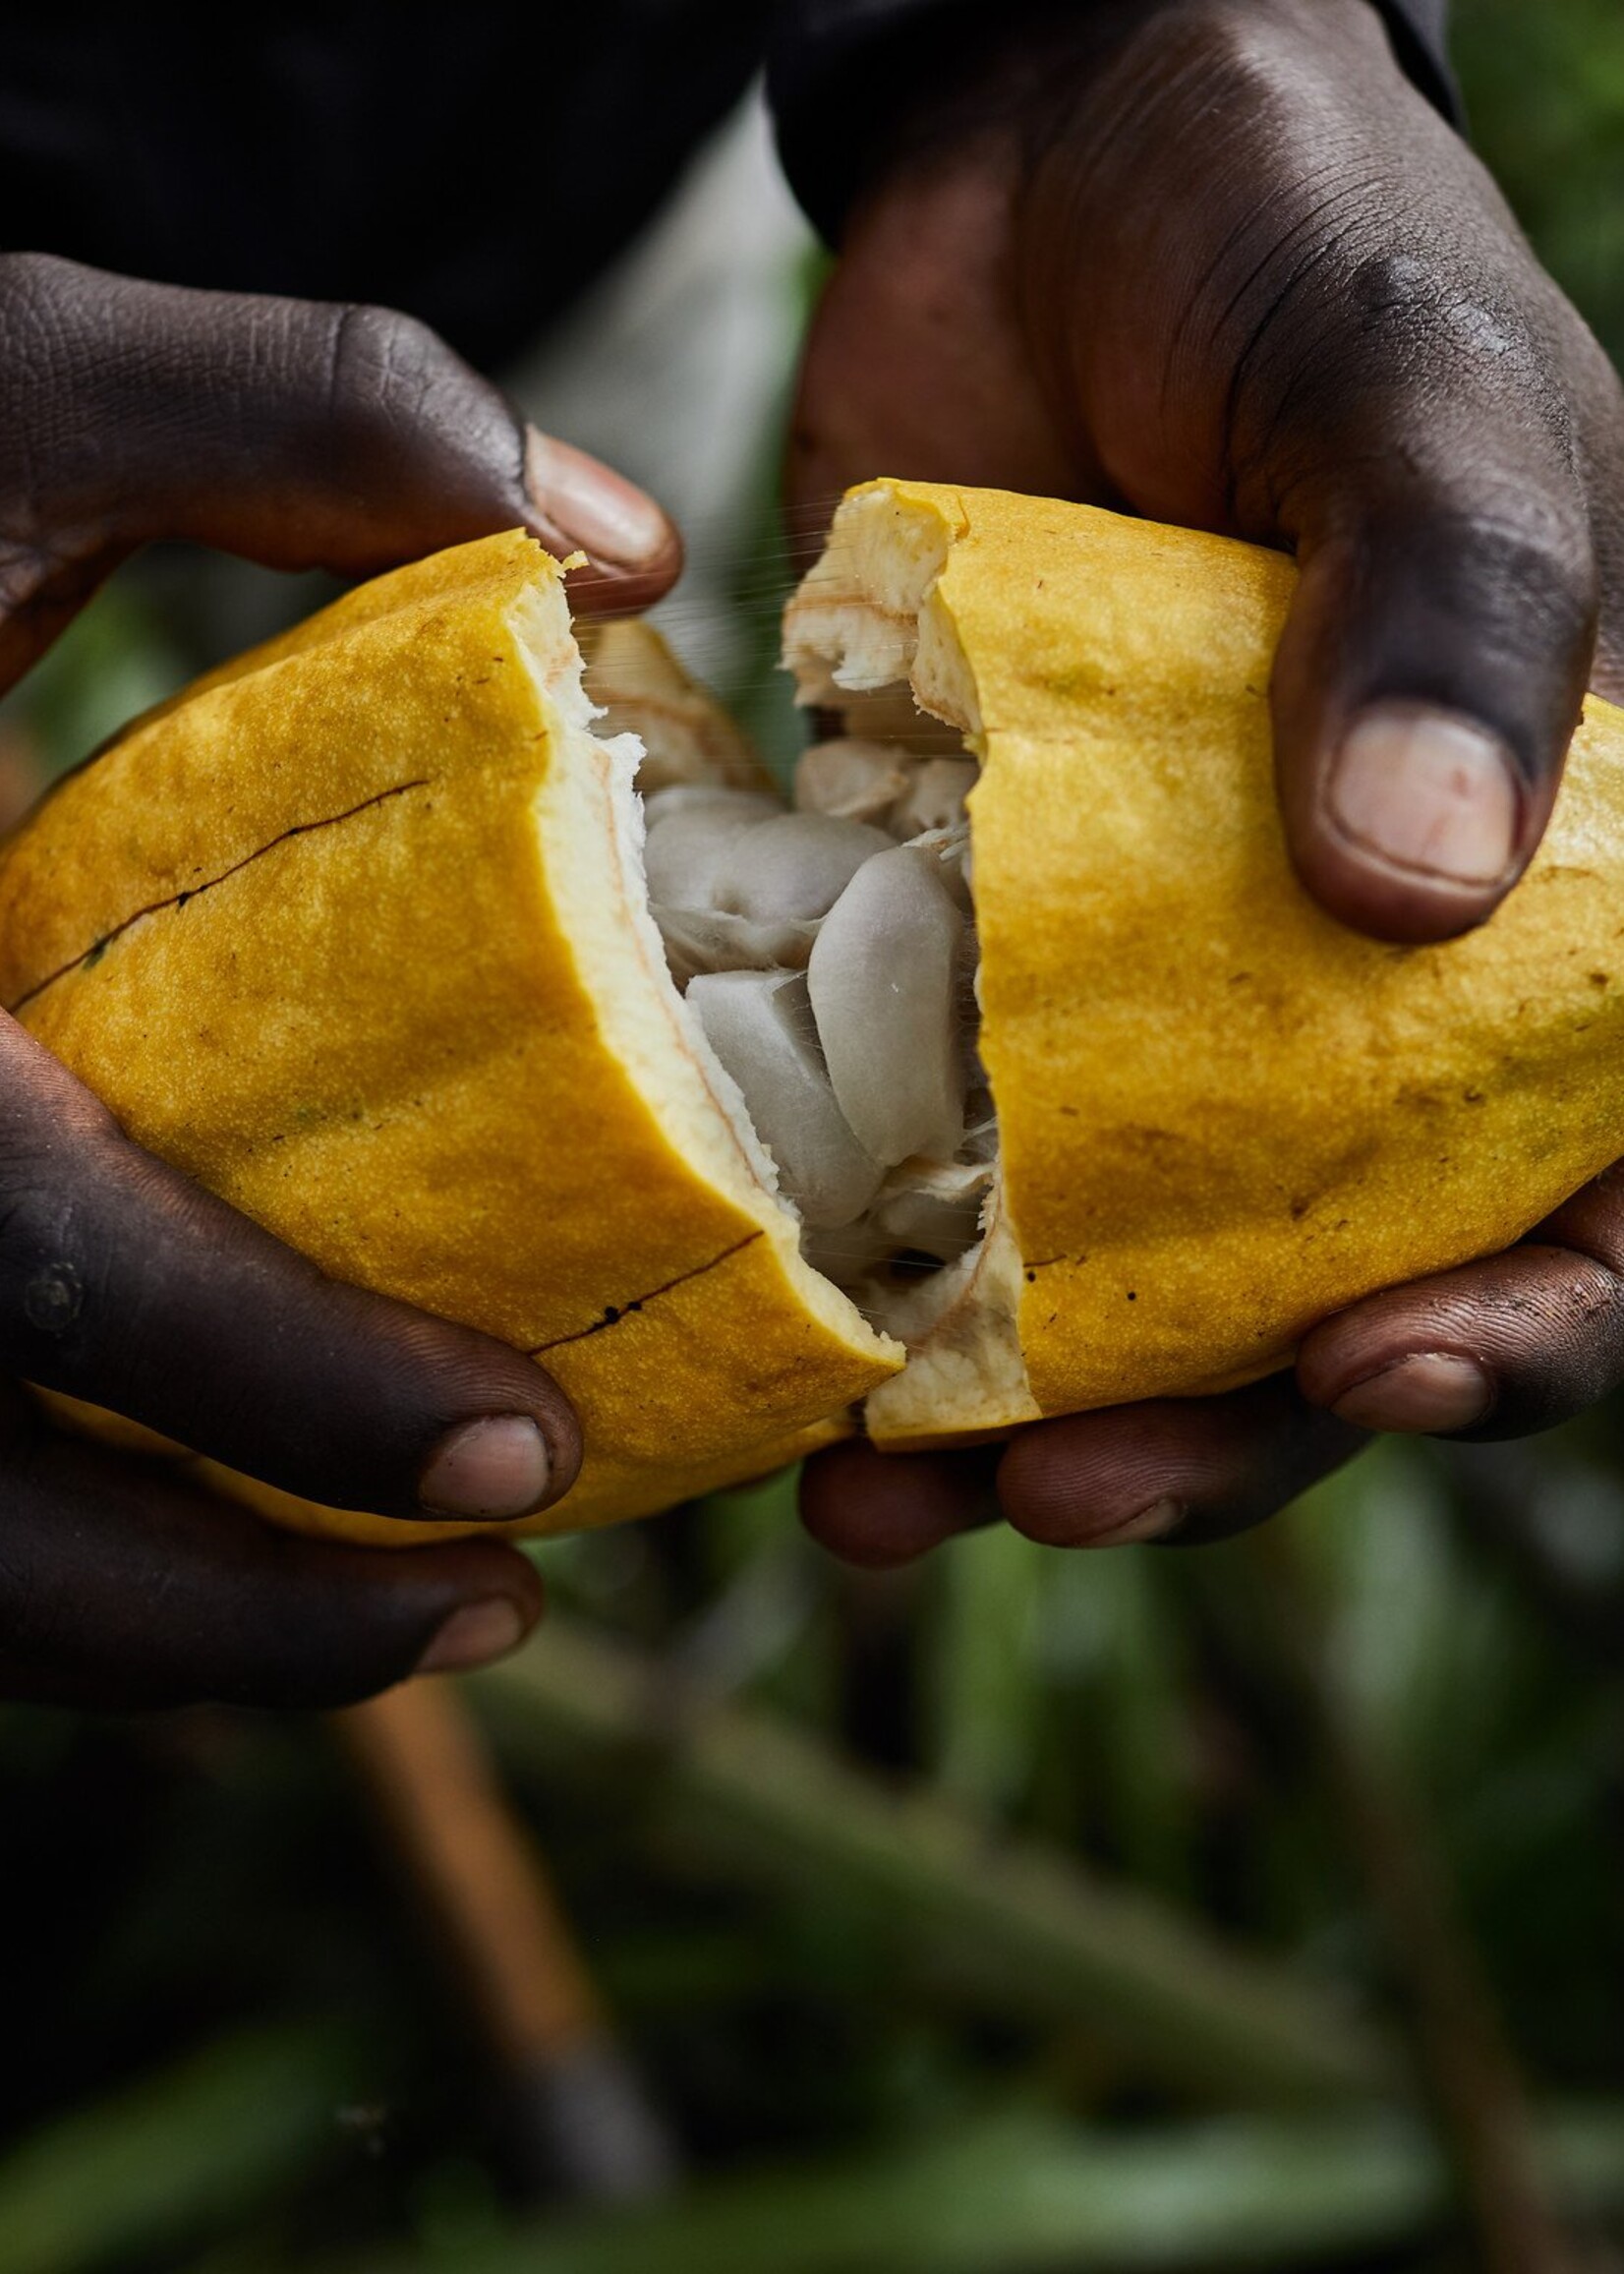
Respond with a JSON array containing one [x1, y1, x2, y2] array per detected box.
[[4, 0, 1622, 1707]]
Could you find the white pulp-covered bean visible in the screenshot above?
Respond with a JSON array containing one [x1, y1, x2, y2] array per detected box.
[[889, 757, 978, 840], [639, 720, 997, 1303], [642, 787, 781, 909], [912, 824, 973, 911], [794, 738, 914, 823], [808, 845, 966, 1167], [712, 811, 893, 925], [654, 904, 821, 986], [687, 970, 884, 1229]]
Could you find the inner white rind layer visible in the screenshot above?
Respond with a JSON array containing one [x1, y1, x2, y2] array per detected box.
[[509, 580, 900, 1370]]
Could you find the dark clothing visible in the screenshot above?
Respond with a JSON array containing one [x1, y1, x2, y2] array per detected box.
[[770, 0, 1458, 243], [0, 4, 1453, 373]]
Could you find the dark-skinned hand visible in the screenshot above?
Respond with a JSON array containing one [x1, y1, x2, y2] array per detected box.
[[0, 255, 681, 1706], [790, 0, 1624, 1565]]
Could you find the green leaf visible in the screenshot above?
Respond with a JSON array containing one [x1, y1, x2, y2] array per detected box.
[[0, 2021, 360, 2274]]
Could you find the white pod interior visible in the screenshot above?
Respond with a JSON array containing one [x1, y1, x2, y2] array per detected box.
[[621, 669, 994, 1346], [583, 517, 1033, 1433]]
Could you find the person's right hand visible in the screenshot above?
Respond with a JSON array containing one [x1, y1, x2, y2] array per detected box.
[[790, 0, 1624, 1570], [0, 254, 681, 1708]]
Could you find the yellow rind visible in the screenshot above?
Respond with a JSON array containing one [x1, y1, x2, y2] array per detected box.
[[0, 533, 891, 1538], [843, 481, 1624, 1427]]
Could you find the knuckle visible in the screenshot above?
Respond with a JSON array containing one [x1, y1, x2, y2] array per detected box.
[[1411, 496, 1596, 646], [1228, 209, 1598, 554], [0, 250, 84, 340], [307, 300, 511, 512], [322, 301, 465, 445], [0, 1178, 101, 1370]]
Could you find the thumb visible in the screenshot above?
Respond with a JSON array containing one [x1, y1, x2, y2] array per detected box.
[[1272, 474, 1596, 945], [1257, 274, 1609, 944], [0, 253, 681, 687]]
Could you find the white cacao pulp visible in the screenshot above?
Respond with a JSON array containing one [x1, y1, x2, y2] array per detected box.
[[807, 845, 965, 1166], [641, 728, 993, 1334], [686, 970, 884, 1230]]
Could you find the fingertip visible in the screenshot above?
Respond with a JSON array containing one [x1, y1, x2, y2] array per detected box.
[[413, 1590, 537, 1677], [1322, 1352, 1494, 1435], [523, 427, 682, 606], [417, 1414, 557, 1522], [0, 1420, 551, 1710], [997, 1418, 1178, 1546], [1295, 702, 1530, 943], [284, 1528, 547, 1702], [1294, 1297, 1483, 1430], [799, 1438, 995, 1568]]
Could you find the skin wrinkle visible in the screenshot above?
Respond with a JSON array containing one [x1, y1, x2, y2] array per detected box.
[[1256, 310, 1573, 506], [1222, 205, 1545, 542], [1180, 151, 1371, 386], [1032, 11, 1420, 504], [322, 300, 366, 439], [0, 259, 77, 509], [1219, 215, 1381, 538]]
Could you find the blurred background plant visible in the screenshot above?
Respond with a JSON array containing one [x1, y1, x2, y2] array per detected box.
[[4, 8, 1624, 2270]]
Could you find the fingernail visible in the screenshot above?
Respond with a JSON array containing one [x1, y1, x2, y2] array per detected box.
[[1332, 1352, 1492, 1434], [416, 1597, 528, 1676], [524, 427, 672, 570], [1087, 1496, 1184, 1548], [1327, 705, 1520, 886], [419, 1415, 551, 1520]]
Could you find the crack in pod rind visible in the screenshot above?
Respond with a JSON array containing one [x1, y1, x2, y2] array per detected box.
[[5, 777, 434, 1015], [528, 1230, 767, 1355]]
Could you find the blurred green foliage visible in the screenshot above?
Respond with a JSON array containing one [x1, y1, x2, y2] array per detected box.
[[2, 11, 1624, 2274], [1456, 0, 1624, 368]]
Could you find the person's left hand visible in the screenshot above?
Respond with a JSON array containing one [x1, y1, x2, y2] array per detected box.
[[787, 0, 1624, 1564]]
